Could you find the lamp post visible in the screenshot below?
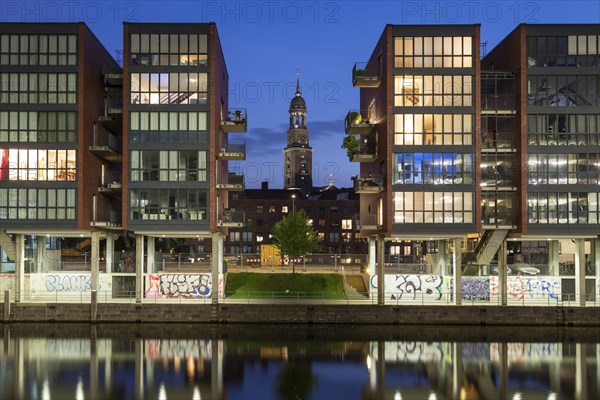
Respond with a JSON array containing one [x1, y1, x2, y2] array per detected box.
[[291, 194, 296, 214]]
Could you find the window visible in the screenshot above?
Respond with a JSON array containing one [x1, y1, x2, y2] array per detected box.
[[0, 188, 75, 220], [256, 234, 264, 243], [0, 111, 77, 143], [395, 153, 473, 185], [269, 206, 276, 213], [257, 206, 263, 213], [528, 192, 598, 224], [329, 233, 340, 242], [342, 219, 352, 230], [394, 36, 473, 68], [331, 206, 338, 213], [129, 150, 207, 182], [0, 149, 76, 181], [318, 219, 326, 227], [393, 191, 474, 224], [527, 114, 599, 146], [129, 189, 207, 221], [0, 34, 77, 66], [527, 35, 600, 67], [527, 75, 598, 107], [394, 113, 473, 146], [130, 73, 207, 105], [394, 75, 472, 107], [229, 231, 240, 241], [527, 153, 599, 185], [282, 206, 289, 213], [0, 73, 76, 104], [130, 33, 208, 66], [342, 233, 353, 242]]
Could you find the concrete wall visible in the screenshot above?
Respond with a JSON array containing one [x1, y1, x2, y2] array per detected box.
[[2, 302, 599, 326]]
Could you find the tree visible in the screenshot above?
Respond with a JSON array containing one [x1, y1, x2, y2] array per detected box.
[[271, 209, 318, 273], [341, 134, 360, 159]]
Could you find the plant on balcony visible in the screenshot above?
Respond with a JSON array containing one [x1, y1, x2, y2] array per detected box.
[[349, 111, 362, 124], [354, 69, 365, 77], [341, 134, 360, 159]]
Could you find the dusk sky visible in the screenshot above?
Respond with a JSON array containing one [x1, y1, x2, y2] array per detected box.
[[3, 0, 598, 188]]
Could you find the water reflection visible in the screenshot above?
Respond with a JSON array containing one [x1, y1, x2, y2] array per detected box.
[[0, 324, 598, 399]]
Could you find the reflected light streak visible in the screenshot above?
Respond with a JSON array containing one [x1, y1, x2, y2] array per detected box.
[[76, 376, 85, 400], [158, 383, 167, 400], [394, 391, 402, 400], [192, 386, 201, 400], [42, 378, 51, 400]]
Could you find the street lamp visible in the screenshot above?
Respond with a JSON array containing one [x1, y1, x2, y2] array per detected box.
[[291, 194, 296, 214]]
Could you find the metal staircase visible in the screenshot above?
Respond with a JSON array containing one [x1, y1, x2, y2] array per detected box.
[[464, 229, 509, 266]]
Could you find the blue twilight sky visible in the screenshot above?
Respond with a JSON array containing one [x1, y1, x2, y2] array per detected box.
[[3, 1, 598, 188]]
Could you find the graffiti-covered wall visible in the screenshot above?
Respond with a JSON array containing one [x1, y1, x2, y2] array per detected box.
[[371, 274, 562, 303], [30, 273, 112, 298], [146, 273, 215, 299]]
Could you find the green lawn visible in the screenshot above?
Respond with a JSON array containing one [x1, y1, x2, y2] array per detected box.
[[225, 273, 346, 299]]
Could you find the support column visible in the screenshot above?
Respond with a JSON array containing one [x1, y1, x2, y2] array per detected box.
[[376, 234, 385, 305], [91, 232, 100, 293], [499, 240, 508, 306], [134, 338, 144, 400], [90, 326, 99, 400], [15, 235, 24, 303], [548, 240, 560, 276], [368, 236, 376, 274], [574, 238, 586, 306], [135, 235, 145, 303], [453, 238, 462, 305], [36, 236, 46, 273], [211, 233, 224, 304], [376, 340, 385, 400], [592, 238, 600, 301], [438, 240, 448, 276], [105, 233, 114, 274], [211, 339, 223, 400], [146, 237, 155, 275]]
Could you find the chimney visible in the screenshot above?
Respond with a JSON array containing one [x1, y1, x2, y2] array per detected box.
[[261, 181, 268, 190]]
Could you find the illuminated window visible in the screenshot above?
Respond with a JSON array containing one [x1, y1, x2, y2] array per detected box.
[[394, 36, 473, 68], [393, 191, 473, 224]]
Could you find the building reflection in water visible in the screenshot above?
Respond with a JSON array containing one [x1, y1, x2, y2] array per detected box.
[[0, 325, 598, 399]]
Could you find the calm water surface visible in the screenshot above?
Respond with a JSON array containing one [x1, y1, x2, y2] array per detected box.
[[0, 324, 598, 399]]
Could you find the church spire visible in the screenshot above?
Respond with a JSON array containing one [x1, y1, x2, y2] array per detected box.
[[295, 68, 301, 96]]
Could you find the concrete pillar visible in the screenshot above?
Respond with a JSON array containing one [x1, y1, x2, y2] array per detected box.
[[438, 240, 449, 276], [453, 238, 462, 305], [91, 232, 100, 293], [15, 234, 24, 303], [574, 238, 586, 306], [211, 233, 224, 304], [135, 235, 145, 303], [376, 234, 385, 305], [36, 236, 46, 273], [548, 240, 560, 276], [3, 290, 9, 321], [90, 326, 98, 400], [368, 236, 376, 274], [16, 337, 24, 399], [575, 343, 587, 400], [106, 233, 114, 274], [592, 238, 600, 301], [146, 237, 155, 274], [499, 240, 508, 306], [376, 340, 385, 400]]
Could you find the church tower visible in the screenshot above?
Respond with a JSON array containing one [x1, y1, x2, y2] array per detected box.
[[283, 72, 313, 193]]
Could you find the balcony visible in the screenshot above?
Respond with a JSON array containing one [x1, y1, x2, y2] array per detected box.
[[220, 108, 247, 133], [91, 207, 122, 230], [104, 73, 123, 86], [352, 62, 381, 88], [219, 141, 246, 160], [89, 128, 122, 162], [481, 94, 516, 114], [349, 136, 377, 163], [345, 110, 376, 135], [355, 213, 383, 231], [216, 171, 245, 191], [98, 170, 122, 196], [217, 209, 245, 228], [353, 174, 384, 193]]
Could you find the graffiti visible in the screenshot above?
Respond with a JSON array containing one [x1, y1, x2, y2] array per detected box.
[[371, 274, 445, 300], [29, 274, 111, 298], [146, 339, 212, 360], [490, 342, 561, 363], [146, 274, 212, 298], [371, 341, 449, 363], [45, 274, 91, 292], [490, 276, 560, 301], [461, 277, 490, 301], [462, 343, 490, 362]]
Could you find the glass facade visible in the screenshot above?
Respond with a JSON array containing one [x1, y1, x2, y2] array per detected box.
[[392, 32, 476, 229], [526, 31, 599, 230], [128, 27, 211, 227], [0, 28, 79, 225]]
